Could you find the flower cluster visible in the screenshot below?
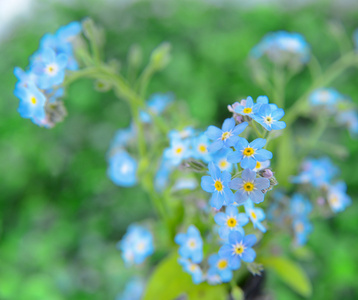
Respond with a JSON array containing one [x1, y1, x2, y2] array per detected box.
[[250, 31, 311, 66], [117, 224, 154, 266], [13, 22, 82, 127]]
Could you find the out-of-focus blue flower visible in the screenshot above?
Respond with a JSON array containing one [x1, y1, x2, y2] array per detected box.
[[292, 217, 312, 246], [154, 159, 173, 192], [309, 88, 342, 111], [336, 110, 358, 137], [327, 181, 351, 213], [14, 83, 46, 122], [214, 205, 248, 240], [253, 160, 270, 172], [228, 138, 272, 169], [169, 127, 195, 140], [178, 258, 204, 284], [163, 138, 191, 166], [211, 148, 234, 172], [175, 225, 203, 263], [205, 118, 248, 152], [208, 254, 232, 283], [31, 47, 68, 89], [251, 31, 310, 65], [206, 269, 222, 285], [234, 96, 258, 117], [253, 104, 286, 131], [290, 193, 312, 217], [116, 277, 145, 300], [291, 157, 339, 188], [140, 93, 174, 123], [218, 231, 257, 270], [243, 199, 266, 233], [117, 224, 154, 266], [229, 169, 270, 204], [172, 178, 198, 192], [109, 124, 136, 151], [191, 133, 212, 163], [14, 67, 39, 89], [201, 162, 234, 209], [107, 151, 137, 187]]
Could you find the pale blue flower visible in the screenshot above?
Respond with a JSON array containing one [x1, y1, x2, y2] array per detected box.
[[178, 258, 204, 284], [107, 151, 137, 187], [175, 225, 203, 263]]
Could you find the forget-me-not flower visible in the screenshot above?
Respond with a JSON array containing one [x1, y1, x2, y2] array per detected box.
[[108, 151, 138, 187], [244, 199, 267, 233], [208, 254, 233, 283], [178, 258, 204, 284], [327, 181, 351, 213], [253, 104, 286, 131], [175, 225, 203, 263]]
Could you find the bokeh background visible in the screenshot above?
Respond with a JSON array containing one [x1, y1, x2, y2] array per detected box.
[[1, 0, 358, 299]]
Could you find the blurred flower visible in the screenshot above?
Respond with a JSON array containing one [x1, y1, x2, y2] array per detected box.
[[116, 277, 145, 300], [178, 258, 204, 284], [233, 96, 259, 117], [140, 92, 174, 123], [164, 137, 191, 166], [218, 231, 257, 270], [309, 88, 342, 111], [191, 133, 212, 163], [118, 224, 154, 266], [228, 138, 272, 169], [243, 199, 266, 233], [211, 148, 234, 172], [175, 225, 203, 263], [292, 217, 312, 246], [201, 162, 234, 209], [253, 104, 286, 131], [290, 193, 312, 217], [208, 254, 232, 283], [327, 181, 351, 213], [107, 151, 138, 187], [336, 110, 358, 137]]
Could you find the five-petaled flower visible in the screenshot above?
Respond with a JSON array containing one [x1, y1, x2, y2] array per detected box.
[[253, 104, 286, 131], [175, 225, 203, 263], [208, 254, 233, 283]]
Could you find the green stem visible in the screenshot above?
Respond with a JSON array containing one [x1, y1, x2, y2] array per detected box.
[[250, 121, 264, 138]]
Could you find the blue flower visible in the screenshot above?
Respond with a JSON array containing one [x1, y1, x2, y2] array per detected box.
[[163, 138, 191, 166], [292, 217, 312, 246], [191, 133, 212, 163], [31, 47, 68, 89], [234, 97, 259, 117], [154, 159, 173, 192], [336, 110, 358, 137], [327, 181, 351, 213], [229, 169, 270, 204], [107, 124, 137, 157], [253, 104, 286, 131], [201, 162, 234, 209], [140, 93, 174, 123], [218, 231, 257, 270], [309, 88, 342, 111], [243, 199, 266, 233], [116, 277, 145, 300], [227, 138, 272, 169], [118, 224, 154, 266], [169, 127, 195, 140], [14, 83, 46, 122], [107, 151, 137, 187], [208, 254, 233, 282], [214, 205, 248, 240], [14, 67, 39, 89], [175, 225, 203, 263], [205, 118, 248, 152], [211, 148, 234, 172], [290, 193, 312, 217], [178, 258, 204, 284], [206, 269, 222, 285]]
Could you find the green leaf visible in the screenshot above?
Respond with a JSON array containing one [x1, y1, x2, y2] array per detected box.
[[143, 253, 227, 300], [261, 257, 312, 298], [231, 286, 244, 300]]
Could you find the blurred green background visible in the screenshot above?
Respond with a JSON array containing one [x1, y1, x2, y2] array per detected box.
[[1, 0, 358, 299]]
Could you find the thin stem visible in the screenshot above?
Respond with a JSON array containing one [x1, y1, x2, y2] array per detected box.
[[250, 121, 264, 138]]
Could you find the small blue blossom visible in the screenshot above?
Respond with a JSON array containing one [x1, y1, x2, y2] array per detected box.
[[228, 138, 272, 169], [255, 95, 278, 111], [211, 148, 234, 172], [178, 258, 204, 284], [253, 104, 286, 131], [201, 162, 234, 209], [163, 138, 191, 166], [214, 205, 248, 240], [253, 160, 270, 172], [31, 47, 68, 89], [191, 133, 212, 163], [292, 217, 312, 246], [206, 269, 222, 285], [229, 169, 270, 204], [140, 93, 174, 123], [169, 127, 195, 140], [327, 181, 351, 213], [205, 118, 248, 152], [154, 159, 173, 192], [172, 178, 198, 192], [336, 110, 358, 137], [107, 151, 137, 187], [234, 96, 258, 117], [175, 225, 203, 263], [108, 124, 137, 156], [290, 193, 312, 217], [117, 224, 154, 266], [218, 231, 257, 270], [309, 88, 342, 112], [116, 277, 145, 300], [243, 199, 267, 233], [208, 254, 233, 283]]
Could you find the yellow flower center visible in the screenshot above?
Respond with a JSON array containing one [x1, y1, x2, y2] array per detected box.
[[227, 217, 237, 228], [243, 147, 254, 156], [255, 161, 261, 169], [243, 182, 254, 192], [214, 180, 223, 192], [221, 131, 232, 141], [329, 195, 339, 204], [265, 116, 273, 124], [234, 244, 245, 255], [188, 238, 196, 249], [217, 259, 228, 269], [251, 211, 257, 220], [189, 264, 198, 272], [295, 222, 304, 233], [175, 146, 183, 155], [219, 159, 228, 169], [30, 96, 37, 105], [243, 107, 252, 114], [198, 144, 207, 153]]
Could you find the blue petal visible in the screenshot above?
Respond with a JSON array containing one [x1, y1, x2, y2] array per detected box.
[[250, 190, 264, 204], [210, 192, 224, 209], [232, 122, 248, 135], [241, 157, 256, 170], [249, 138, 266, 149], [191, 250, 203, 264], [234, 190, 248, 204], [246, 96, 254, 107], [271, 121, 286, 130], [175, 233, 186, 245], [226, 135, 239, 147], [241, 248, 256, 262], [205, 125, 222, 140], [214, 212, 227, 226], [243, 234, 257, 247], [208, 140, 224, 152], [226, 205, 238, 216], [254, 149, 273, 161], [254, 177, 270, 190], [228, 255, 241, 270], [222, 118, 235, 132], [218, 226, 230, 240], [242, 168, 256, 181], [201, 176, 215, 193], [223, 188, 235, 205], [228, 231, 243, 244], [219, 244, 232, 258], [234, 137, 249, 150], [272, 108, 285, 120], [208, 254, 219, 266], [227, 151, 243, 164], [220, 269, 233, 282], [229, 178, 243, 190], [237, 213, 249, 225]]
